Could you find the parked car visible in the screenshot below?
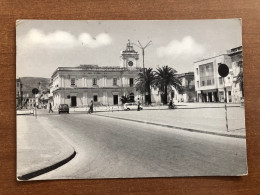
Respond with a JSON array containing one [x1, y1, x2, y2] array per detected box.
[[123, 102, 143, 111], [58, 104, 69, 114]]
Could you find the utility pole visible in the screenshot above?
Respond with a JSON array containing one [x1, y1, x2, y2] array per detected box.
[[133, 41, 152, 104], [133, 40, 152, 70], [218, 63, 230, 132]]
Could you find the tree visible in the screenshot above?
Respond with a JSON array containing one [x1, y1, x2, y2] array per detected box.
[[120, 95, 129, 105], [135, 68, 155, 104], [154, 65, 182, 104], [235, 61, 244, 98]]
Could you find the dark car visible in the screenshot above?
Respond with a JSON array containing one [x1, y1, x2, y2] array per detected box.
[[58, 104, 69, 114]]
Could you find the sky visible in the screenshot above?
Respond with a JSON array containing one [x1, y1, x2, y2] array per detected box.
[[16, 19, 242, 78]]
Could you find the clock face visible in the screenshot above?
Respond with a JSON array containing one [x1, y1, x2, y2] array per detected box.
[[128, 61, 133, 66]]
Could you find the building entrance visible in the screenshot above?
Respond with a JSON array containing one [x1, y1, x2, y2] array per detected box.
[[71, 96, 77, 107], [113, 95, 118, 105], [202, 93, 207, 102], [213, 92, 218, 102], [208, 92, 212, 102]]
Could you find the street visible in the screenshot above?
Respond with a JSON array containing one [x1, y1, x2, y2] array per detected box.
[[30, 108, 247, 180]]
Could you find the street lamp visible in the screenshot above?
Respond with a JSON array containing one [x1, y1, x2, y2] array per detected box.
[[133, 40, 152, 104], [133, 40, 152, 70]]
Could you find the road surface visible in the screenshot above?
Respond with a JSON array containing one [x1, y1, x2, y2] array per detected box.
[[34, 110, 247, 179]]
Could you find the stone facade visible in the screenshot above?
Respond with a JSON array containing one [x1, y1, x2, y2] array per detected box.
[[51, 41, 144, 108], [51, 65, 143, 108]]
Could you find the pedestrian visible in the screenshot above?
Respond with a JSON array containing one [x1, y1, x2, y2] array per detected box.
[[49, 102, 53, 113], [88, 100, 94, 114], [168, 99, 174, 109], [137, 98, 141, 111]]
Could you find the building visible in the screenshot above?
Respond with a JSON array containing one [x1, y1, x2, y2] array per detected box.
[[228, 46, 243, 103], [194, 46, 243, 103], [16, 78, 22, 108], [51, 41, 142, 108], [173, 72, 196, 103]]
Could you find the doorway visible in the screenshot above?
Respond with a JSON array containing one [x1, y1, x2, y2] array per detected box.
[[213, 92, 218, 102], [208, 92, 212, 102], [71, 96, 77, 107], [113, 95, 118, 105]]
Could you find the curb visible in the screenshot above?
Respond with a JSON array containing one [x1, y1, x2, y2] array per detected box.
[[17, 150, 76, 181], [16, 113, 33, 115], [94, 114, 246, 139], [68, 105, 241, 113]]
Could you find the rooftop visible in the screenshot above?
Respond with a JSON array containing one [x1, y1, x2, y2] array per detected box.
[[194, 46, 242, 63], [227, 46, 242, 56], [121, 40, 138, 54], [177, 72, 194, 78], [51, 64, 141, 77]]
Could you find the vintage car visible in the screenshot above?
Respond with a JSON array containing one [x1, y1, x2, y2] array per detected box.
[[123, 103, 143, 111], [58, 104, 69, 114]]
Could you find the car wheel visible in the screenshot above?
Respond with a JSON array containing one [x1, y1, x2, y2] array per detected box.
[[127, 108, 130, 111], [67, 111, 69, 114]]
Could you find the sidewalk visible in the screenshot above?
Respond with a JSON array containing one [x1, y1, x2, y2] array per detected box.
[[95, 106, 246, 139], [16, 109, 33, 115], [17, 115, 76, 180], [64, 102, 241, 113]]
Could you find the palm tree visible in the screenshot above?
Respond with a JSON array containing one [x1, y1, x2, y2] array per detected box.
[[154, 65, 182, 104], [235, 61, 244, 98], [135, 68, 155, 104]]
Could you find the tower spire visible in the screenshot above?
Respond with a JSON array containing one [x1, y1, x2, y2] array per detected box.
[[120, 40, 139, 68]]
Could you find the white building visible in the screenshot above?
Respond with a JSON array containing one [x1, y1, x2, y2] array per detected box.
[[194, 46, 243, 103], [173, 72, 196, 103], [51, 41, 143, 108]]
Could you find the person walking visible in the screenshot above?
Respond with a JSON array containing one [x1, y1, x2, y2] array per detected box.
[[88, 100, 94, 114], [49, 102, 53, 113], [137, 98, 141, 111], [168, 99, 173, 109]]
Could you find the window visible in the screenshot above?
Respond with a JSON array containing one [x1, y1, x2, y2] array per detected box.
[[113, 78, 117, 86], [129, 78, 134, 87], [71, 78, 75, 86], [199, 63, 214, 87], [92, 78, 97, 86], [93, 95, 98, 102], [196, 68, 198, 75], [197, 81, 199, 88], [219, 77, 223, 85]]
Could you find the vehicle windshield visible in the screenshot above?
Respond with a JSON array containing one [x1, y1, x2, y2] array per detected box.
[[60, 104, 68, 108]]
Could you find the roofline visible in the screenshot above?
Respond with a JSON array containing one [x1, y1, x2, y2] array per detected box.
[[194, 53, 228, 63], [51, 66, 141, 78], [228, 50, 242, 56], [177, 72, 194, 77]]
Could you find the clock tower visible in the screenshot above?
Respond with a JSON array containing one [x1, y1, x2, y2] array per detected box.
[[120, 40, 139, 69]]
